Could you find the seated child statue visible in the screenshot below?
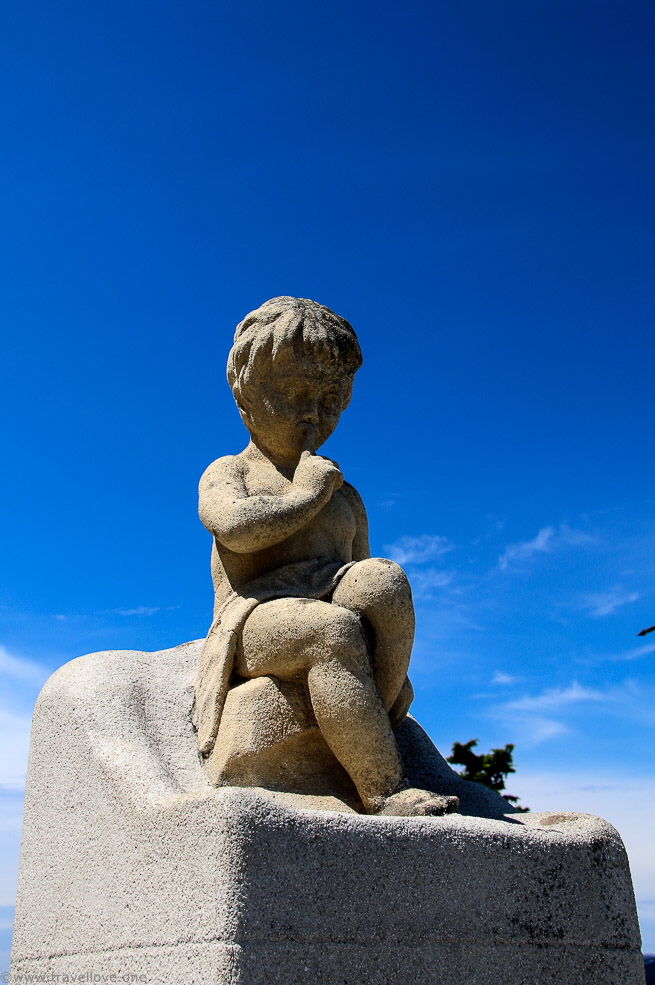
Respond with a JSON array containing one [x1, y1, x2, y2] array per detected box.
[[194, 296, 459, 817]]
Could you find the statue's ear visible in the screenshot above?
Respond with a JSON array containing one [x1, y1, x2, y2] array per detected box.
[[233, 391, 254, 432]]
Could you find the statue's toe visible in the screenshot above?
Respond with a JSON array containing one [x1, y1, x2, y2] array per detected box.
[[374, 788, 459, 817]]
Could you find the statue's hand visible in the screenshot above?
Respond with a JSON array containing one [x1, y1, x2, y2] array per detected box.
[[293, 449, 344, 496]]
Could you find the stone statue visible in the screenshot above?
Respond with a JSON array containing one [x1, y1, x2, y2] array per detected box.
[[11, 295, 644, 984], [194, 296, 459, 816]]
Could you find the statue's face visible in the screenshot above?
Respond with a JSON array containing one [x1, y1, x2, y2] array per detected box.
[[240, 363, 353, 466]]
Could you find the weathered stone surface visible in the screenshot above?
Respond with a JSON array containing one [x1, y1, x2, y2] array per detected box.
[[11, 640, 644, 984], [195, 296, 458, 816], [10, 297, 645, 982]]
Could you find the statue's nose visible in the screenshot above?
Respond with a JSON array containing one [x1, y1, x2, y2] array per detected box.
[[300, 400, 319, 424]]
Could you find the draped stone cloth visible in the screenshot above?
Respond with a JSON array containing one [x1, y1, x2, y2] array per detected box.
[[194, 556, 356, 756]]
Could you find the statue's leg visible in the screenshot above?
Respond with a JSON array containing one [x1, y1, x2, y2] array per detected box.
[[236, 597, 404, 809], [236, 597, 458, 816], [331, 558, 414, 712]]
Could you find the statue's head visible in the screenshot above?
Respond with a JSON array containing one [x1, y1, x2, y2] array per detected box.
[[227, 297, 362, 460]]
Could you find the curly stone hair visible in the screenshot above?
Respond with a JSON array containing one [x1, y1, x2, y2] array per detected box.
[[227, 296, 362, 408]]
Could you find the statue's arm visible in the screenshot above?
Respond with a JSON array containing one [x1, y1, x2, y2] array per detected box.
[[342, 482, 371, 561], [198, 456, 336, 554]]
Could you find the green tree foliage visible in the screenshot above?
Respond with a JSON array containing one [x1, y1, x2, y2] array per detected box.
[[447, 739, 529, 811]]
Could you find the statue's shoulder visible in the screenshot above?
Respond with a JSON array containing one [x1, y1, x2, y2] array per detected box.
[[341, 479, 363, 502], [340, 480, 367, 515], [199, 453, 245, 490]]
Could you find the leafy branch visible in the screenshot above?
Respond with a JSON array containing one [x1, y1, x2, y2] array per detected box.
[[447, 738, 529, 811]]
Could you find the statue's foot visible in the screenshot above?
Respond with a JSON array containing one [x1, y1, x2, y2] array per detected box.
[[370, 787, 459, 817]]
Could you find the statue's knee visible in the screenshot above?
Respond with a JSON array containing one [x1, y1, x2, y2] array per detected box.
[[327, 605, 366, 651], [349, 557, 411, 604], [308, 605, 367, 667]]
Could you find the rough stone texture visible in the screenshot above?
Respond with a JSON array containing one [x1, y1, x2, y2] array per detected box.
[[194, 296, 458, 816], [11, 639, 644, 984], [10, 297, 645, 981]]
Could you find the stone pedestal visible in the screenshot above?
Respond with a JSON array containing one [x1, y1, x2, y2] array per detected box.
[[11, 641, 643, 984]]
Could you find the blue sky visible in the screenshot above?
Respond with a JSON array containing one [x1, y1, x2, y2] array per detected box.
[[2, 0, 654, 959]]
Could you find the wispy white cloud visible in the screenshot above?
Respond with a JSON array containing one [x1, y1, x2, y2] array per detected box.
[[51, 605, 165, 620], [609, 643, 655, 662], [384, 533, 453, 566], [378, 498, 396, 510], [487, 682, 601, 746], [520, 717, 569, 743], [581, 586, 640, 617], [0, 647, 45, 793], [485, 681, 594, 744], [491, 670, 521, 686], [486, 678, 655, 748], [114, 606, 160, 617], [0, 908, 15, 930], [0, 708, 32, 792], [498, 524, 594, 571], [0, 646, 48, 686], [0, 793, 24, 906], [503, 681, 606, 713], [499, 526, 555, 569], [408, 567, 455, 600]]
